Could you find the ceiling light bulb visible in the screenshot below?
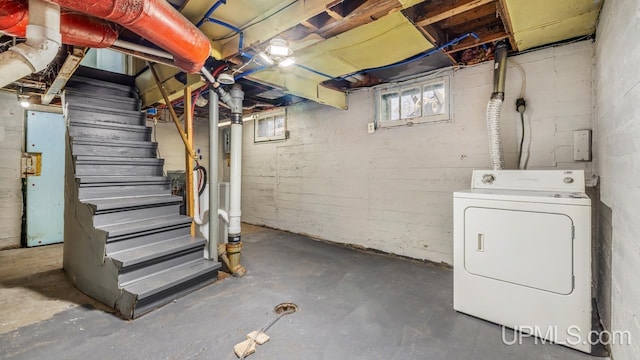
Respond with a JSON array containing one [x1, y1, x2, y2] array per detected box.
[[268, 38, 290, 57], [279, 57, 295, 68], [20, 99, 30, 108]]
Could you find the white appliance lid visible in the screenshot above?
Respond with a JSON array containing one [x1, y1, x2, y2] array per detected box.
[[470, 170, 585, 192], [454, 188, 591, 205]]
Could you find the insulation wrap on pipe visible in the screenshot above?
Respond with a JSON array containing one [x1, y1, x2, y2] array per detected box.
[[46, 0, 211, 72], [1, 0, 118, 48]]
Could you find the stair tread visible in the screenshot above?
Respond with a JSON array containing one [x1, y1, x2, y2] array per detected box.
[[77, 175, 169, 184], [84, 194, 181, 211], [69, 101, 142, 112], [66, 89, 140, 105], [75, 155, 162, 164], [69, 118, 147, 130], [99, 215, 192, 238], [109, 235, 205, 269], [68, 76, 137, 94], [72, 138, 156, 148], [122, 258, 219, 300]]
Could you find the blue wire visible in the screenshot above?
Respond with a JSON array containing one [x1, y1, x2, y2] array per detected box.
[[267, 32, 481, 82], [196, 0, 226, 27], [231, 32, 482, 85], [294, 64, 334, 79]]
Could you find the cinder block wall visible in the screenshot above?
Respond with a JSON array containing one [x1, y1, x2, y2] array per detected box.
[[594, 0, 640, 358], [0, 92, 24, 249], [239, 41, 595, 264]]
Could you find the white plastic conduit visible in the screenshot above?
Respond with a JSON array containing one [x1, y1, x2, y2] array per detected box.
[[0, 0, 61, 88]]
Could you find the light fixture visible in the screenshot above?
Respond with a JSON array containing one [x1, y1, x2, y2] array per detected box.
[[17, 87, 30, 108], [265, 37, 293, 63], [278, 57, 295, 68], [256, 51, 274, 65], [217, 73, 235, 85], [268, 38, 290, 57]]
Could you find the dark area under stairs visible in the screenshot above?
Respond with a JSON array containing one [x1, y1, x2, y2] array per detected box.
[[65, 67, 220, 318]]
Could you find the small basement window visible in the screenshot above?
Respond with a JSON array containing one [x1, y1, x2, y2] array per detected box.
[[376, 75, 450, 128], [254, 108, 287, 143]]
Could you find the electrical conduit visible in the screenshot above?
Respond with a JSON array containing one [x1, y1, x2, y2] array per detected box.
[[0, 0, 61, 88]]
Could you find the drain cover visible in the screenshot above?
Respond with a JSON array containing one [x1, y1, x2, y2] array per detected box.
[[274, 303, 298, 315]]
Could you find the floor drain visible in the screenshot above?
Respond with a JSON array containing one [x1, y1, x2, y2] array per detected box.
[[274, 302, 298, 315]]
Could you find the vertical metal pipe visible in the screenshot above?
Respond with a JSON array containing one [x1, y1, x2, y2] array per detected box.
[[207, 90, 219, 261], [493, 41, 508, 94]]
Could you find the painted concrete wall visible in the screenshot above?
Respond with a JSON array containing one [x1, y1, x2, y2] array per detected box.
[[238, 41, 594, 264], [149, 114, 213, 174], [594, 0, 640, 358], [0, 92, 24, 249]]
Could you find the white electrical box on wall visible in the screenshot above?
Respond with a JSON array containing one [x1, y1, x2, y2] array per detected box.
[[573, 129, 592, 161]]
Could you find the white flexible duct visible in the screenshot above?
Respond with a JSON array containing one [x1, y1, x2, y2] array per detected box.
[[0, 0, 61, 88], [486, 96, 505, 170]]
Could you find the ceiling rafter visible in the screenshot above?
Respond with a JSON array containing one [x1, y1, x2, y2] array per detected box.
[[445, 28, 508, 53], [415, 0, 494, 27]]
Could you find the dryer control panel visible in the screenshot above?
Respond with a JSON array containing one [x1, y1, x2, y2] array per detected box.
[[471, 170, 585, 193]]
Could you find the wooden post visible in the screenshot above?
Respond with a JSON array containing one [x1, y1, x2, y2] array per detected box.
[[148, 63, 197, 160], [184, 86, 195, 236]]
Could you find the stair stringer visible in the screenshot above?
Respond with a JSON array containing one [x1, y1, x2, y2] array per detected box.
[[62, 135, 136, 314]]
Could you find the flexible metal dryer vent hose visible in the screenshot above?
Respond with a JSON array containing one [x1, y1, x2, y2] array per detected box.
[[486, 93, 505, 170]]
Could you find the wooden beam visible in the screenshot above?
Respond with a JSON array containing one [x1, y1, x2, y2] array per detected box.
[[41, 47, 86, 105], [497, 0, 518, 51], [219, 0, 338, 59], [416, 0, 494, 27], [439, 2, 497, 30], [445, 28, 508, 53], [148, 63, 197, 160], [300, 19, 318, 31], [326, 8, 344, 21]]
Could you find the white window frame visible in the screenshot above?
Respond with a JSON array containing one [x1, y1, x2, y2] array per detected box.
[[253, 108, 287, 143], [375, 75, 451, 128]]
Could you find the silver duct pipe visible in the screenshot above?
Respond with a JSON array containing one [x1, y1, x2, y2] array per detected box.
[[0, 0, 61, 88], [486, 40, 508, 170]]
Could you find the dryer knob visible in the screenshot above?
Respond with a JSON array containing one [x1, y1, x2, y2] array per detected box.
[[482, 174, 496, 184], [563, 177, 575, 184]]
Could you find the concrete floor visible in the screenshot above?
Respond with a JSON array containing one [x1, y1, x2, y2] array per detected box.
[[0, 225, 604, 359]]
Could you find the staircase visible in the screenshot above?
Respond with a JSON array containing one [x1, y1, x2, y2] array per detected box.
[[63, 67, 220, 319]]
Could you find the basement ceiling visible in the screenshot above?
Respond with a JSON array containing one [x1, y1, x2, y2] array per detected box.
[[0, 0, 604, 112]]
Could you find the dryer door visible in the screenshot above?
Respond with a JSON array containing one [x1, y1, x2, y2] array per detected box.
[[464, 207, 574, 295]]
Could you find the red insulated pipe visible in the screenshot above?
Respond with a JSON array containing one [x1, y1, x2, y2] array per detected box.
[[0, 0, 29, 37], [0, 0, 118, 48], [46, 0, 211, 73]]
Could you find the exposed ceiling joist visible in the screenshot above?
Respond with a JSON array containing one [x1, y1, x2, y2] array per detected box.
[[219, 0, 338, 59], [497, 0, 517, 50], [416, 0, 494, 27], [445, 28, 508, 53]]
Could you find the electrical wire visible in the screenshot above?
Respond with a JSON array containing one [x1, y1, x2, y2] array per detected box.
[[238, 309, 296, 360], [212, 0, 299, 41], [517, 111, 525, 169], [152, 118, 167, 176], [510, 59, 526, 99]]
